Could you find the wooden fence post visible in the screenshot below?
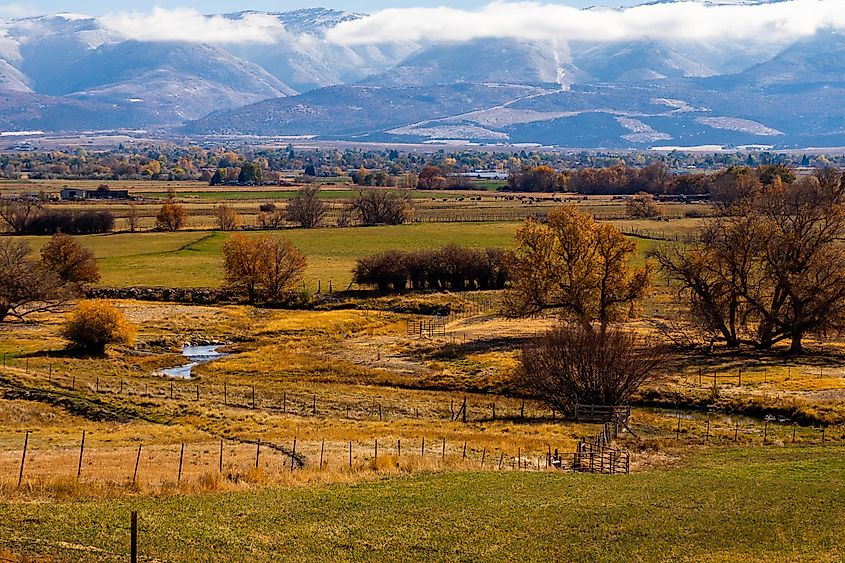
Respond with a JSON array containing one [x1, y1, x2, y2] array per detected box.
[[498, 453, 504, 470], [18, 431, 30, 487], [77, 430, 86, 479], [349, 441, 353, 470], [481, 448, 486, 468], [224, 381, 228, 405], [219, 439, 223, 473], [421, 437, 425, 458], [291, 437, 297, 473], [320, 439, 325, 471], [133, 444, 142, 484], [374, 439, 378, 463], [251, 386, 255, 409], [178, 443, 184, 482], [130, 511, 138, 563], [170, 381, 173, 400], [441, 439, 446, 460], [462, 442, 467, 460], [255, 440, 261, 469]]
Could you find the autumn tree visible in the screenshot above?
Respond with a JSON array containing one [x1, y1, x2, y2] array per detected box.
[[62, 300, 135, 354], [40, 233, 100, 286], [519, 324, 667, 411], [155, 202, 188, 231], [287, 186, 327, 229], [0, 239, 68, 322], [626, 192, 663, 219], [653, 169, 845, 353], [505, 206, 651, 330], [214, 204, 241, 231], [127, 203, 140, 232], [222, 233, 306, 304]]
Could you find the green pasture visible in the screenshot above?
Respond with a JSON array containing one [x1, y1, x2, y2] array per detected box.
[[1, 446, 842, 561], [21, 223, 526, 289]]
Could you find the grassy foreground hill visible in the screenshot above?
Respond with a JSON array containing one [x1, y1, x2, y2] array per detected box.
[[1, 446, 843, 561]]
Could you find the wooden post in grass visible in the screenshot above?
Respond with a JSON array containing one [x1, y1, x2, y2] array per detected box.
[[792, 424, 796, 443], [520, 399, 525, 419], [481, 448, 486, 468], [498, 453, 504, 470], [462, 396, 467, 423], [517, 448, 521, 469], [130, 511, 138, 563], [374, 439, 378, 463], [320, 439, 324, 470], [77, 430, 86, 479], [441, 439, 446, 460], [705, 421, 710, 442], [283, 392, 287, 414], [255, 440, 261, 469], [25, 357, 28, 373], [224, 381, 227, 406], [219, 439, 223, 473], [170, 381, 173, 400], [492, 403, 496, 420], [312, 395, 316, 415], [397, 439, 401, 457], [735, 421, 739, 442], [676, 412, 681, 439], [462, 442, 467, 460], [178, 443, 184, 482], [251, 386, 255, 409], [421, 437, 425, 458], [120, 379, 123, 394], [96, 376, 99, 393], [349, 441, 352, 469], [133, 444, 142, 484], [18, 430, 30, 487], [196, 385, 199, 402]]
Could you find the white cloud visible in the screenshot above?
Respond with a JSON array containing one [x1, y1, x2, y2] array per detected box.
[[0, 3, 36, 18], [99, 7, 289, 44], [325, 0, 845, 45]]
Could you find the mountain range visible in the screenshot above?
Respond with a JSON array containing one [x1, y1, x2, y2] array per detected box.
[[1, 4, 844, 148]]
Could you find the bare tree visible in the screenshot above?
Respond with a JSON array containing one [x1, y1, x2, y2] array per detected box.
[[257, 203, 287, 229], [0, 199, 41, 234], [350, 188, 413, 226], [127, 203, 140, 232], [287, 186, 328, 229], [222, 233, 307, 304], [519, 324, 668, 413]]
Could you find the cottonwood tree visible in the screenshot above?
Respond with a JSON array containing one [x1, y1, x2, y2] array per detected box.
[[505, 206, 651, 331], [0, 199, 41, 234], [519, 324, 667, 411], [222, 233, 306, 304], [257, 203, 287, 229], [40, 233, 100, 286], [625, 192, 662, 219], [155, 202, 188, 231], [287, 186, 327, 229], [654, 169, 845, 353], [214, 204, 241, 231], [0, 239, 69, 322]]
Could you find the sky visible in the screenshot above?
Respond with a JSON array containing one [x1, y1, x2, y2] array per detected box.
[[1, 0, 642, 17]]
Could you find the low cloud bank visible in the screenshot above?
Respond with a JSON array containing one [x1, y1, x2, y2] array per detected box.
[[326, 0, 845, 45]]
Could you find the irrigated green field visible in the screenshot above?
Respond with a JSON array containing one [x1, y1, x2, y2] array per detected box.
[[21, 223, 664, 289], [1, 446, 842, 562], [22, 223, 524, 288]]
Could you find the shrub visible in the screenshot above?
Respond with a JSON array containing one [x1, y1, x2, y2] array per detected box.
[[223, 233, 307, 304], [23, 210, 114, 235], [62, 300, 135, 353], [352, 245, 509, 292]]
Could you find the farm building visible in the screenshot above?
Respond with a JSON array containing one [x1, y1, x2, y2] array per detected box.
[[60, 186, 130, 201]]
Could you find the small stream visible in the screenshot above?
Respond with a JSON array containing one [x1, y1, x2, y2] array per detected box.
[[159, 345, 225, 379]]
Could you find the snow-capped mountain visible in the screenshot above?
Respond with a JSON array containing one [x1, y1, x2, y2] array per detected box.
[[0, 5, 844, 147]]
